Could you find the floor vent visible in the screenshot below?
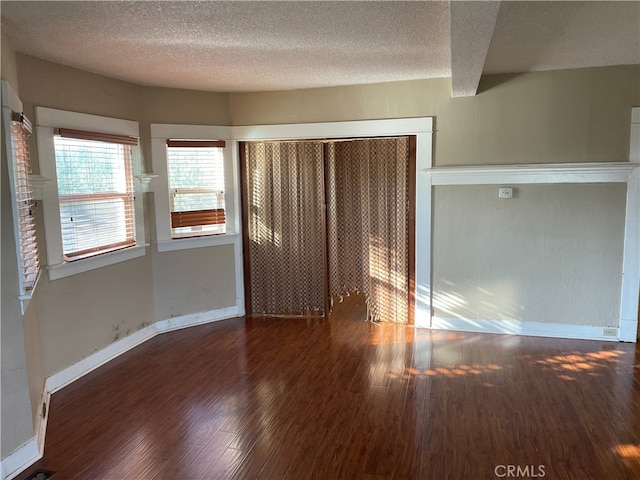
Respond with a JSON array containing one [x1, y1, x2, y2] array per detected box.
[[25, 470, 56, 480]]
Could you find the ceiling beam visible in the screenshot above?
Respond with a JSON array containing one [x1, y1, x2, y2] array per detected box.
[[450, 1, 501, 97]]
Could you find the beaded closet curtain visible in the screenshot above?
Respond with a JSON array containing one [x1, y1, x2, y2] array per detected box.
[[243, 137, 410, 323], [326, 138, 409, 324], [244, 142, 326, 316]]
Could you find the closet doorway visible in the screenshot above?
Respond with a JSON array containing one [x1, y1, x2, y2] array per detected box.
[[240, 136, 415, 324]]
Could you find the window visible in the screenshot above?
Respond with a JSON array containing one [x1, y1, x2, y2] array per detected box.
[[166, 140, 226, 238], [2, 80, 41, 312], [6, 110, 41, 306], [9, 113, 40, 291], [150, 124, 238, 252], [54, 128, 137, 259], [37, 107, 146, 280]]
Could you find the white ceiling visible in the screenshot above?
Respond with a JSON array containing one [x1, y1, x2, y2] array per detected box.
[[1, 1, 639, 95]]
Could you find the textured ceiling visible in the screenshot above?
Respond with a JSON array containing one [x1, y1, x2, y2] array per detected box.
[[1, 1, 639, 93]]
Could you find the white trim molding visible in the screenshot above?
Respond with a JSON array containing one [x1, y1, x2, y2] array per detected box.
[[47, 244, 148, 281], [429, 162, 638, 185], [155, 305, 240, 333], [150, 123, 240, 248], [231, 117, 433, 141], [35, 107, 146, 281], [19, 304, 241, 480], [35, 390, 51, 459], [45, 305, 242, 394], [424, 161, 639, 342], [230, 117, 434, 329], [425, 317, 622, 342], [619, 159, 640, 342], [156, 233, 239, 253], [45, 322, 158, 394], [0, 437, 39, 480]]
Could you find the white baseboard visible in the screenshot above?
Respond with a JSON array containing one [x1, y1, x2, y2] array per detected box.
[[46, 305, 241, 394], [155, 305, 240, 333], [1, 437, 40, 480], [35, 390, 51, 455], [45, 323, 158, 394], [418, 316, 625, 342], [619, 318, 638, 342], [21, 305, 241, 479]]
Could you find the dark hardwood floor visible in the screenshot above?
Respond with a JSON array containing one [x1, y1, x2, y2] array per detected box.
[[19, 296, 640, 479]]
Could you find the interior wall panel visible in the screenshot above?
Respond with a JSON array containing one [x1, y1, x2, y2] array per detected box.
[[432, 183, 627, 327]]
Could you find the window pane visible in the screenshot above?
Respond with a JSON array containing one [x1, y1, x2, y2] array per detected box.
[[55, 138, 128, 195], [167, 146, 225, 191], [59, 198, 129, 255], [54, 136, 135, 258], [10, 120, 40, 293], [173, 192, 224, 212], [167, 145, 226, 237]]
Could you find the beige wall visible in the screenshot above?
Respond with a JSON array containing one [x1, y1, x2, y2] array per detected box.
[[1, 108, 36, 458], [15, 55, 156, 378], [13, 55, 238, 380], [35, 256, 155, 377], [1, 34, 38, 459], [1, 32, 19, 90], [230, 65, 640, 166], [152, 244, 236, 321], [140, 84, 237, 324], [2, 48, 638, 462], [432, 183, 627, 326]]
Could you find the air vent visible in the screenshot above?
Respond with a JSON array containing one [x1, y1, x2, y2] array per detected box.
[[25, 470, 55, 480]]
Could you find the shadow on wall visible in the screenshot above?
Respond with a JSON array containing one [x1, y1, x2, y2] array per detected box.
[[476, 73, 528, 94], [433, 278, 526, 322]]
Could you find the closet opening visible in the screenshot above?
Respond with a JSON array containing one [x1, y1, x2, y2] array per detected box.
[[240, 135, 416, 325]]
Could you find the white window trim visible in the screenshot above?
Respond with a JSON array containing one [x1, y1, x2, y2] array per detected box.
[[150, 124, 239, 252], [2, 80, 41, 313], [36, 107, 147, 280]]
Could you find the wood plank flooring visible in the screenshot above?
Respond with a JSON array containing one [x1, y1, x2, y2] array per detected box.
[[19, 296, 640, 479]]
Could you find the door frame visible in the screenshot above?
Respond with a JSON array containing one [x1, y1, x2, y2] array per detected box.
[[233, 118, 434, 322]]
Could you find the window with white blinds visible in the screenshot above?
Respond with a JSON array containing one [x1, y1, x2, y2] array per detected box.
[[53, 128, 137, 260], [9, 113, 40, 295], [166, 140, 226, 238]]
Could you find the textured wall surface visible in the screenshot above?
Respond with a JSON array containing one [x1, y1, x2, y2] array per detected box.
[[432, 183, 627, 326], [230, 65, 640, 166]]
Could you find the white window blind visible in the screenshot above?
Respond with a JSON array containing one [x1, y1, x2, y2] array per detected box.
[[166, 140, 226, 238], [53, 128, 137, 260], [10, 113, 40, 294]]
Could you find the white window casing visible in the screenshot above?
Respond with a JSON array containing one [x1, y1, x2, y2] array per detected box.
[[2, 80, 41, 313], [36, 107, 146, 280], [150, 124, 239, 252]]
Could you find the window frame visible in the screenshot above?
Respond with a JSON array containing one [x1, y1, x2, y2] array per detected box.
[[36, 107, 147, 280], [166, 139, 227, 239], [2, 80, 41, 313], [151, 124, 240, 252]]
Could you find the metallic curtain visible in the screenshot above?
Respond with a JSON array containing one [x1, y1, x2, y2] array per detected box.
[[326, 138, 409, 324], [244, 142, 326, 315]]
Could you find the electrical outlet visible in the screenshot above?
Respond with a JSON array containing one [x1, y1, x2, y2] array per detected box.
[[602, 328, 617, 337]]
